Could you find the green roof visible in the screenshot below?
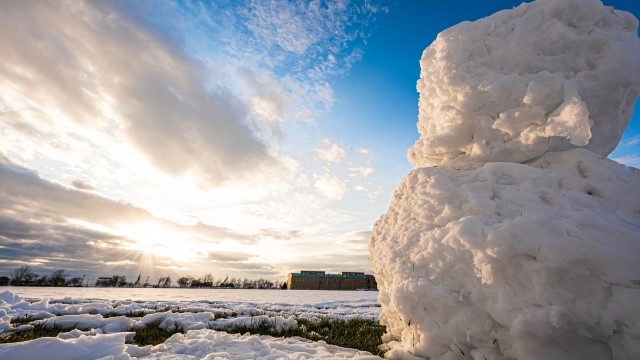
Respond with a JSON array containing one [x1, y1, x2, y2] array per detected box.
[[290, 273, 366, 279]]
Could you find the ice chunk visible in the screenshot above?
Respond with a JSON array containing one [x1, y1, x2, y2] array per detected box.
[[408, 0, 640, 167], [370, 149, 640, 359], [0, 291, 21, 305], [37, 314, 136, 334]]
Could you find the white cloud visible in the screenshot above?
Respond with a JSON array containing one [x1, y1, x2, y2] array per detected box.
[[626, 135, 640, 147], [314, 172, 347, 201], [348, 166, 375, 178], [315, 139, 346, 163], [0, 1, 276, 186], [612, 155, 640, 168]]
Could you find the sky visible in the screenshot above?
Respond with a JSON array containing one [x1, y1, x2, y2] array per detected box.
[[1, 0, 639, 285]]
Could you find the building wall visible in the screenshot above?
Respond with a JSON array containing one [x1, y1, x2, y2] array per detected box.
[[287, 272, 377, 290]]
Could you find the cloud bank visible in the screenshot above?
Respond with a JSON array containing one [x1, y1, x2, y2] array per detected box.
[[0, 1, 274, 186]]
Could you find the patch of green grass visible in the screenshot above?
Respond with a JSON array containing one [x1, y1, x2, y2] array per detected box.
[[103, 310, 150, 318], [129, 325, 183, 346], [0, 323, 74, 344], [221, 317, 386, 356], [213, 310, 237, 319], [10, 315, 37, 326], [301, 318, 386, 356]]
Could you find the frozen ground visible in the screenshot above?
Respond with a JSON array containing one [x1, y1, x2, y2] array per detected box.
[[0, 289, 382, 359]]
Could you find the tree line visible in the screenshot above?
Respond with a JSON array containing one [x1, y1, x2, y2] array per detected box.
[[176, 273, 286, 289], [3, 265, 287, 289], [5, 265, 84, 287]]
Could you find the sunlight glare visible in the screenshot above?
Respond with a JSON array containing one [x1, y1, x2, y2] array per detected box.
[[118, 222, 201, 262]]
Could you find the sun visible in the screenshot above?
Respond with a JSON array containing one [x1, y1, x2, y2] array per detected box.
[[118, 222, 201, 262]]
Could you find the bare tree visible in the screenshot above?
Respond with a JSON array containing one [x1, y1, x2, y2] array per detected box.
[[202, 273, 213, 283], [11, 265, 37, 285], [133, 272, 142, 287], [67, 276, 84, 287], [177, 276, 193, 288], [157, 276, 172, 288], [110, 275, 127, 287], [49, 269, 66, 287]]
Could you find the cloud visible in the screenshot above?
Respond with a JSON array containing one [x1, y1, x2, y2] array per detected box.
[[315, 139, 346, 163], [206, 251, 253, 263], [240, 0, 387, 78], [0, 1, 275, 186], [71, 179, 95, 191], [626, 135, 640, 147], [0, 155, 256, 277], [348, 166, 375, 177], [612, 155, 640, 168], [314, 172, 347, 200]]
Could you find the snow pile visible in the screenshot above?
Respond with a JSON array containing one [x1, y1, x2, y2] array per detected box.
[[137, 310, 215, 331], [145, 329, 381, 359], [0, 291, 21, 305], [370, 0, 640, 359], [36, 314, 136, 334], [0, 290, 383, 359], [408, 0, 640, 167], [0, 332, 132, 360], [0, 325, 381, 360]]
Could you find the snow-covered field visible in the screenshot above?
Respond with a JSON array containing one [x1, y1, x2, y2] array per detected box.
[[0, 288, 382, 359]]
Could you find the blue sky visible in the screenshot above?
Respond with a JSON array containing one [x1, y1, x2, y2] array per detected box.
[[0, 0, 638, 284]]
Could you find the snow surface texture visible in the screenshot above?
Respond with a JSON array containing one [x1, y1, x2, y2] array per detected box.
[[370, 0, 640, 359], [0, 290, 382, 359], [0, 330, 382, 360], [408, 0, 640, 167], [371, 150, 640, 359]]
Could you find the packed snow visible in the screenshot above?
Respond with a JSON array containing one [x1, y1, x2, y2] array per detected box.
[[408, 0, 640, 168], [0, 289, 382, 359], [370, 0, 640, 359]]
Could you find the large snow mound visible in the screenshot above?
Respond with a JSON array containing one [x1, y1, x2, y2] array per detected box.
[[370, 149, 640, 359], [408, 0, 640, 167]]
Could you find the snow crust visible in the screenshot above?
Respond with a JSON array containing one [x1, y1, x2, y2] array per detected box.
[[371, 150, 640, 359], [0, 330, 381, 360], [408, 0, 640, 167], [0, 290, 382, 359], [370, 0, 640, 359]]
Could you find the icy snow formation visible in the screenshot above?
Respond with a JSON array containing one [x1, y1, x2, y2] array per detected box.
[[0, 329, 382, 360], [408, 0, 640, 168], [371, 150, 640, 359], [0, 290, 382, 359], [370, 0, 640, 359]]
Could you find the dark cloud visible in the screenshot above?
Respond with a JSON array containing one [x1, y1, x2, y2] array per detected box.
[[71, 179, 94, 190], [205, 252, 253, 263], [0, 155, 257, 278], [0, 214, 137, 277]]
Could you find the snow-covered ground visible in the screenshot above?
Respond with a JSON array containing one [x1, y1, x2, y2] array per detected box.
[[0, 288, 382, 359]]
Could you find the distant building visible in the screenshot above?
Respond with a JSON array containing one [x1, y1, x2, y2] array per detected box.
[[0, 276, 9, 286], [287, 270, 377, 290]]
